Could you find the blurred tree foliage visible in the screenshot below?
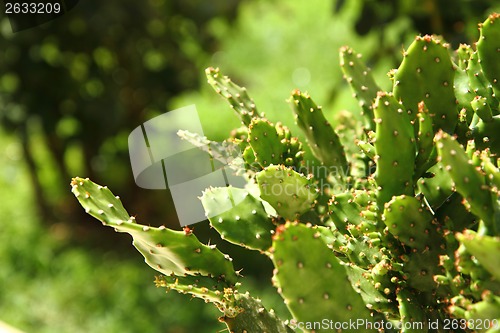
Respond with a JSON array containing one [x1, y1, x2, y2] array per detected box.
[[0, 0, 240, 223], [346, 0, 500, 47], [0, 134, 225, 333]]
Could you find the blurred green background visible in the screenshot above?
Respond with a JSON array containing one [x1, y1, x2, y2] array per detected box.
[[1, 0, 499, 332]]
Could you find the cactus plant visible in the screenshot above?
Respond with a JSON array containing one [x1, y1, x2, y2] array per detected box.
[[72, 14, 500, 333]]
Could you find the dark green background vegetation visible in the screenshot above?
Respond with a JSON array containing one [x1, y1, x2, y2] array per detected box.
[[1, 0, 499, 332]]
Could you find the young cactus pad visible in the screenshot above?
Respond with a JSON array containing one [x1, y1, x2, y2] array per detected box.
[[200, 186, 275, 251], [256, 164, 318, 221], [290, 90, 348, 171]]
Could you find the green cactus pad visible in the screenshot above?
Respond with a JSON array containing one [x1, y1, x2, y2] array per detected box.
[[340, 46, 380, 130], [345, 264, 393, 313], [463, 296, 500, 333], [256, 165, 318, 221], [481, 151, 500, 189], [472, 115, 500, 156], [206, 67, 259, 127], [271, 223, 375, 332], [71, 177, 238, 284], [457, 230, 500, 281], [417, 162, 454, 210], [155, 274, 231, 304], [328, 191, 363, 234], [396, 290, 429, 333], [248, 118, 286, 168], [472, 96, 494, 123], [290, 90, 348, 172], [242, 145, 258, 170], [221, 293, 294, 333], [373, 92, 416, 207], [454, 43, 474, 101], [477, 13, 500, 96], [200, 186, 275, 252], [405, 250, 444, 292], [383, 195, 442, 252], [454, 68, 476, 120], [436, 132, 496, 232], [393, 35, 457, 133], [466, 51, 499, 111], [456, 43, 473, 70]]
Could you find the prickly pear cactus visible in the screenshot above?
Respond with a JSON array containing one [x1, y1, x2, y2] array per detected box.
[[72, 14, 500, 333]]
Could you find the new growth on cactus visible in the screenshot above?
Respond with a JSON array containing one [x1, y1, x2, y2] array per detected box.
[[72, 13, 500, 333]]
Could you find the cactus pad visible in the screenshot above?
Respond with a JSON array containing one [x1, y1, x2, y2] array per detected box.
[[248, 118, 286, 168], [393, 35, 457, 133], [477, 13, 500, 96], [290, 90, 348, 172], [457, 230, 500, 281], [206, 67, 259, 127], [257, 165, 318, 221], [373, 92, 416, 207], [271, 223, 375, 332], [383, 195, 442, 252], [340, 46, 380, 130], [71, 177, 238, 284], [200, 186, 275, 251], [436, 131, 496, 232]]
